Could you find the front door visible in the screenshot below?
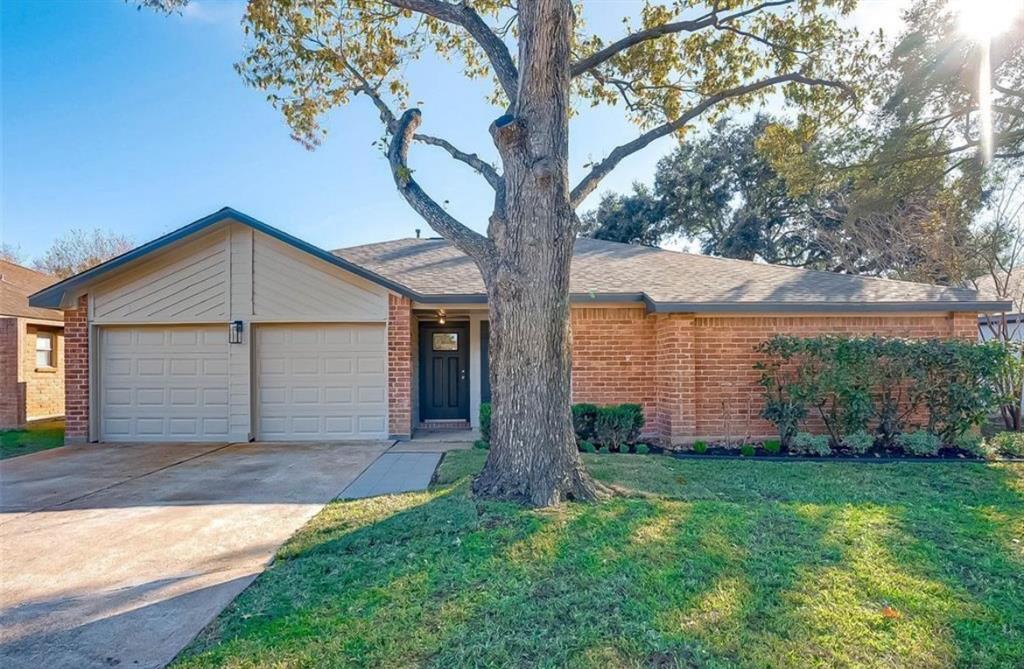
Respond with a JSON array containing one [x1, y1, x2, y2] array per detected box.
[[419, 323, 470, 421]]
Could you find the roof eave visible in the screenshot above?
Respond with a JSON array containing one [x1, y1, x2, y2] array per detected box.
[[645, 299, 1014, 314]]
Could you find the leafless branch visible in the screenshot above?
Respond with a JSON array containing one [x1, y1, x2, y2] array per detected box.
[[382, 0, 519, 105], [388, 109, 495, 262]]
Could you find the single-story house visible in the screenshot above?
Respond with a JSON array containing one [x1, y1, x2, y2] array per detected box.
[[2, 260, 65, 428], [28, 208, 1009, 446]]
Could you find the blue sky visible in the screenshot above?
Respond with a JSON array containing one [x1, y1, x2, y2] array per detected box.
[[1, 0, 904, 260]]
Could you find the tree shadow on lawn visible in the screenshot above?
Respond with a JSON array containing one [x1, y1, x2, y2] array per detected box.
[[174, 458, 1024, 669]]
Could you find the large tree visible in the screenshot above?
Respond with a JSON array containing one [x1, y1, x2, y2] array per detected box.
[[33, 229, 134, 279], [148, 0, 861, 506]]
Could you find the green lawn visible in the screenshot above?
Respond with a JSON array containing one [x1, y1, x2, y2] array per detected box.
[[0, 420, 65, 459], [175, 452, 1024, 669]]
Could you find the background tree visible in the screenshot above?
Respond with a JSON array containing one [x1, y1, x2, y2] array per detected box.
[[0, 243, 26, 265], [146, 0, 864, 506], [33, 229, 133, 279]]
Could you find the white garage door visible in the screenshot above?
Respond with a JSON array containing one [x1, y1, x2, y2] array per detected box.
[[99, 326, 230, 441], [255, 324, 387, 440]]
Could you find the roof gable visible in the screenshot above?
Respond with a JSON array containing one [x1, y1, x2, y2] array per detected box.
[[28, 208, 410, 309]]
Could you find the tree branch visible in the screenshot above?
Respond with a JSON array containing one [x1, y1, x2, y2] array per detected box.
[[388, 109, 495, 261], [571, 0, 794, 77], [570, 72, 852, 207], [383, 0, 519, 105]]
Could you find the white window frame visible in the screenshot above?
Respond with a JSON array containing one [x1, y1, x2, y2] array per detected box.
[[36, 332, 55, 368]]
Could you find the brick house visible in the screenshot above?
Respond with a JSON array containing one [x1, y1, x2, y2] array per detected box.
[[28, 208, 1007, 446], [1, 261, 64, 428]]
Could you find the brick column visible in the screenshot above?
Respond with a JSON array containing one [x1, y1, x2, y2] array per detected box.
[[0, 318, 24, 428], [64, 295, 90, 443], [653, 313, 697, 446], [387, 294, 413, 438]]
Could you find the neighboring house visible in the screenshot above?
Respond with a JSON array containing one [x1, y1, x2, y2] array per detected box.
[[1, 261, 64, 428], [28, 208, 1009, 446]]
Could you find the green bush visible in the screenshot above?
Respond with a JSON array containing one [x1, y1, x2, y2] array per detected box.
[[634, 443, 650, 455], [598, 446, 611, 454], [473, 439, 489, 450], [842, 430, 875, 455], [479, 402, 492, 443], [756, 335, 1010, 447], [791, 432, 831, 456], [578, 440, 596, 453], [618, 444, 631, 454], [594, 404, 645, 447], [692, 441, 708, 454], [571, 403, 599, 442], [989, 431, 1024, 458], [763, 439, 781, 454], [953, 431, 985, 457], [740, 444, 755, 457], [898, 430, 941, 456]]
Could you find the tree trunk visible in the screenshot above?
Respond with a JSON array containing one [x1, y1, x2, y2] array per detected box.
[[471, 0, 601, 506]]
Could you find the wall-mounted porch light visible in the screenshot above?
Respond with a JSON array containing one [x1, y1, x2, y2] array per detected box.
[[229, 320, 244, 344], [437, 309, 446, 325]]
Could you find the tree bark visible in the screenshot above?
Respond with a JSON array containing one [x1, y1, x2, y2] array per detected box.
[[470, 0, 601, 506]]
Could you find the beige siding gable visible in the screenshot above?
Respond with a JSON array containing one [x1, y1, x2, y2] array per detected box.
[[251, 230, 387, 321], [92, 228, 229, 323]]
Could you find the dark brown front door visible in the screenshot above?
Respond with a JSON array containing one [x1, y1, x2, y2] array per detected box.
[[419, 323, 470, 421]]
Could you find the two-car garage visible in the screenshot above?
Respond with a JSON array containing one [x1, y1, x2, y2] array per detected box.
[[46, 212, 396, 444], [97, 323, 386, 442]]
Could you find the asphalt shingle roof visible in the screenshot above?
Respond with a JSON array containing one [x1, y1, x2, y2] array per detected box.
[[1, 261, 63, 321], [335, 237, 989, 308]]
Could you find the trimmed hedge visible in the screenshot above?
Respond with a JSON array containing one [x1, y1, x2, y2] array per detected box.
[[756, 335, 1010, 451], [477, 401, 645, 451]]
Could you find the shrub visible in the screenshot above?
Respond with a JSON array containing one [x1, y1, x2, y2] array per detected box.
[[989, 431, 1024, 458], [790, 432, 831, 456], [842, 430, 875, 455], [598, 446, 611, 454], [634, 443, 650, 455], [571, 403, 599, 442], [898, 430, 941, 456], [953, 431, 985, 457], [756, 335, 1010, 448], [578, 440, 596, 453], [618, 444, 631, 454], [740, 444, 755, 457], [692, 441, 708, 454], [763, 439, 781, 454], [595, 404, 645, 447], [479, 402, 492, 443], [473, 439, 489, 450]]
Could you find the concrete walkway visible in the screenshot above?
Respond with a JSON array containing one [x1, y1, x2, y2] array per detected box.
[[0, 440, 390, 669], [340, 452, 442, 498]]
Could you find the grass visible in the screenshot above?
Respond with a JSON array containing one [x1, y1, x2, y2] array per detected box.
[[175, 451, 1024, 669], [0, 420, 65, 459]]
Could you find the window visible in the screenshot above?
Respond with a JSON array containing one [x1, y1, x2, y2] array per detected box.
[[36, 332, 54, 368], [432, 332, 458, 351]]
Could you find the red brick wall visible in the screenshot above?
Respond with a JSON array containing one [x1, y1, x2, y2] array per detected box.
[[565, 307, 979, 446], [0, 318, 22, 428], [570, 307, 656, 426], [388, 294, 413, 438], [64, 295, 90, 442], [22, 325, 64, 420]]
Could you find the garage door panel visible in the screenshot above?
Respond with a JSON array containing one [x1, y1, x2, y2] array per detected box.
[[255, 324, 386, 440], [100, 326, 229, 442]]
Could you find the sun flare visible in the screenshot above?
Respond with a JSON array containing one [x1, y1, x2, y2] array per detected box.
[[954, 0, 1023, 41]]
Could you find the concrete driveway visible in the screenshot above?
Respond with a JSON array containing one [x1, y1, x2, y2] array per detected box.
[[0, 440, 392, 669]]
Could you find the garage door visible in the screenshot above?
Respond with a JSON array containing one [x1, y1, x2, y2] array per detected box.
[[255, 324, 387, 440], [99, 326, 230, 441]]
